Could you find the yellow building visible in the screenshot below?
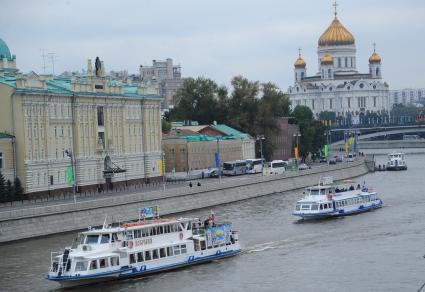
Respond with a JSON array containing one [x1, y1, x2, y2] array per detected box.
[[0, 39, 163, 196]]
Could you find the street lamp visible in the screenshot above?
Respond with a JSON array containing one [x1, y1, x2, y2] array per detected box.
[[64, 148, 77, 204], [256, 135, 265, 176], [216, 137, 222, 183], [162, 151, 166, 191]]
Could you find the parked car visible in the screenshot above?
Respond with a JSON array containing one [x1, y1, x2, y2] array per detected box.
[[298, 163, 310, 170], [328, 159, 336, 165], [335, 156, 343, 163], [319, 157, 327, 163]]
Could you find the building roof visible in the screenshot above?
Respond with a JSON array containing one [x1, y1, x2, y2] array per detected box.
[[318, 17, 355, 46], [0, 38, 12, 60], [0, 132, 14, 139], [0, 74, 161, 99]]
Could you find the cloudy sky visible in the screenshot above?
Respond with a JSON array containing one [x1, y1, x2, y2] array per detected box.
[[1, 0, 424, 90]]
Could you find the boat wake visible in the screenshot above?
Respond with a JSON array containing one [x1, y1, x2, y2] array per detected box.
[[245, 239, 293, 253]]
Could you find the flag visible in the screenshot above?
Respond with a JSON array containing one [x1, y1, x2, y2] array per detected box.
[[66, 165, 74, 186], [294, 146, 299, 160], [324, 144, 329, 157], [345, 142, 349, 154], [158, 160, 163, 175], [214, 152, 220, 168]]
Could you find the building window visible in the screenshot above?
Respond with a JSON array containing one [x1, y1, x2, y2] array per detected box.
[[50, 175, 54, 185], [328, 69, 331, 78], [329, 99, 333, 109], [312, 99, 315, 110], [97, 106, 104, 126], [373, 97, 377, 107], [348, 98, 351, 108], [376, 67, 380, 76], [345, 57, 348, 67], [0, 152, 2, 169], [338, 58, 341, 68]]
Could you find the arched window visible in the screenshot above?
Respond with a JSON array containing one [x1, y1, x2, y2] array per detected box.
[[322, 69, 324, 78], [328, 68, 332, 78], [301, 72, 305, 79], [345, 57, 348, 67], [338, 58, 341, 68], [376, 67, 380, 76]]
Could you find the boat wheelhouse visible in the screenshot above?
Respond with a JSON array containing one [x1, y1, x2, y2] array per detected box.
[[47, 207, 241, 288], [386, 152, 407, 171], [293, 179, 383, 219]]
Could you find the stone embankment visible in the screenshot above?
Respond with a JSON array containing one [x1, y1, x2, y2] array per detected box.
[[0, 158, 370, 243]]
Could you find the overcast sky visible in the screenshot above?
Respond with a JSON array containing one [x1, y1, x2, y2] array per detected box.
[[1, 0, 424, 90]]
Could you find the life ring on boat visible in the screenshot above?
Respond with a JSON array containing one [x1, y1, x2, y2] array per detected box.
[[128, 241, 133, 249], [179, 232, 184, 240]]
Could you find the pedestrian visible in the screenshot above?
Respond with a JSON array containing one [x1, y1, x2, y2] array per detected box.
[[189, 182, 192, 187]]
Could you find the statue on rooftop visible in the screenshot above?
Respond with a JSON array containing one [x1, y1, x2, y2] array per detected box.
[[95, 57, 102, 77]]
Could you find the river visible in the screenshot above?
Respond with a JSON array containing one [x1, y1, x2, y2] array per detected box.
[[0, 152, 424, 292]]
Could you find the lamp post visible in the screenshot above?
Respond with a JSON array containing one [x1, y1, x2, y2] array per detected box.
[[293, 133, 301, 165], [256, 135, 265, 175], [162, 151, 166, 191], [64, 149, 77, 204], [216, 137, 221, 183]]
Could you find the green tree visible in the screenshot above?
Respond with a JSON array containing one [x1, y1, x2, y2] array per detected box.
[[170, 77, 222, 124], [292, 105, 326, 158], [6, 179, 14, 202], [14, 177, 24, 201], [0, 171, 6, 203]]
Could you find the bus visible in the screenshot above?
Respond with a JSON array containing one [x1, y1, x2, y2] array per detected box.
[[245, 159, 264, 174], [222, 160, 247, 176], [263, 160, 286, 175]]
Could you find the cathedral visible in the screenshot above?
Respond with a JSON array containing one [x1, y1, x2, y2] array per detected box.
[[288, 4, 391, 126]]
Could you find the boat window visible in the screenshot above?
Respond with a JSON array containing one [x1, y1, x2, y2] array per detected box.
[[158, 226, 163, 234], [178, 224, 183, 232], [145, 250, 152, 261], [85, 235, 99, 244], [173, 245, 181, 255], [151, 227, 157, 236], [90, 260, 98, 270], [160, 248, 166, 258], [152, 249, 159, 260], [134, 229, 141, 238], [126, 231, 134, 240], [295, 204, 301, 211], [137, 252, 144, 262], [200, 240, 206, 250], [75, 261, 88, 272], [310, 190, 320, 196], [111, 233, 118, 242], [141, 228, 148, 237], [99, 258, 108, 268], [100, 234, 110, 244], [167, 246, 173, 257], [311, 204, 319, 210], [186, 223, 191, 230], [110, 256, 119, 266], [181, 244, 187, 254], [319, 204, 323, 210], [129, 253, 136, 264], [301, 204, 310, 210]]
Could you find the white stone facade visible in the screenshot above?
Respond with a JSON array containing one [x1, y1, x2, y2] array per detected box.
[[288, 14, 391, 125]]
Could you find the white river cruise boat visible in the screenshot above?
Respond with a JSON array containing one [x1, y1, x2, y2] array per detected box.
[[47, 207, 241, 288], [293, 179, 383, 219], [386, 152, 407, 171]]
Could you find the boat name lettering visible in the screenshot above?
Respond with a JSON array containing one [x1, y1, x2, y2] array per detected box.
[[135, 238, 153, 246]]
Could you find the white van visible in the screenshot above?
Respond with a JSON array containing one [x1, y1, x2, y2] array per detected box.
[[346, 153, 354, 162], [263, 160, 286, 175]]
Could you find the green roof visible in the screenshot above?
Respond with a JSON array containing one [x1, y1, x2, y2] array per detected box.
[[0, 132, 14, 139], [210, 124, 251, 139], [0, 38, 12, 60], [0, 75, 161, 99]]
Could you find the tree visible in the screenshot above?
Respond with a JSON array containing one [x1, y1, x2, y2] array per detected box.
[[0, 171, 6, 203], [14, 177, 24, 201], [169, 77, 222, 124], [6, 179, 14, 203]]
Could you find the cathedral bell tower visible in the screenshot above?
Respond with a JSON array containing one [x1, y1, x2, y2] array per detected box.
[[294, 48, 306, 82], [369, 43, 382, 79]]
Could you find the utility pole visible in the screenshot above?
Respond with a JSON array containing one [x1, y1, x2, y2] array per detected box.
[[256, 135, 265, 175], [216, 138, 221, 183], [48, 52, 58, 75], [40, 49, 47, 74]]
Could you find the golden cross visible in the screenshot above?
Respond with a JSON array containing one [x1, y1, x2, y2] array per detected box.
[[373, 42, 376, 52], [298, 47, 302, 58], [333, 0, 338, 17]]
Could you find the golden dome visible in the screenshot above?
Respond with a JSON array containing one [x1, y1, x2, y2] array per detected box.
[[321, 54, 334, 64], [318, 17, 355, 46], [369, 51, 381, 63], [294, 57, 306, 68]]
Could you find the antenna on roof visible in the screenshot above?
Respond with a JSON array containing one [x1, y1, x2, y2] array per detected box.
[[48, 52, 58, 75], [40, 49, 47, 74]]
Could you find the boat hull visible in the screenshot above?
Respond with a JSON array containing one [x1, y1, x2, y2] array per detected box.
[[48, 248, 241, 289], [294, 200, 383, 220], [386, 165, 407, 171]]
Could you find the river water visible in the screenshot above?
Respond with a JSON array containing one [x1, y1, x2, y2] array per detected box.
[[0, 152, 424, 292]]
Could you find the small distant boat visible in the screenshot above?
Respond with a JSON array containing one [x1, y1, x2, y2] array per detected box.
[[47, 207, 241, 288], [386, 152, 407, 171], [293, 178, 383, 219]]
